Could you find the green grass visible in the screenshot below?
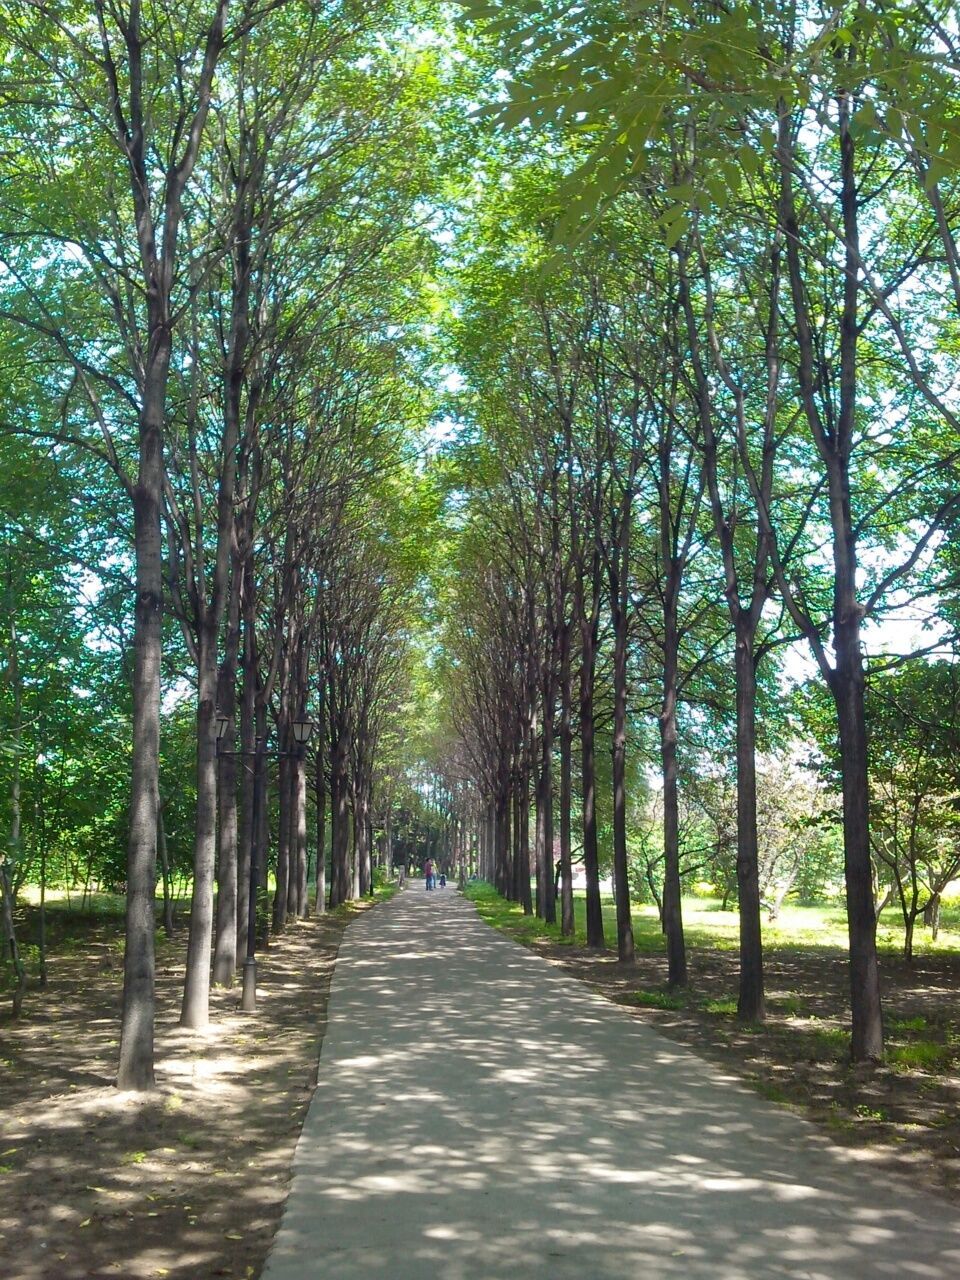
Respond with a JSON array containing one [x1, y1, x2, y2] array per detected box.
[[887, 1041, 955, 1072], [750, 1079, 791, 1105], [888, 1016, 930, 1033], [462, 882, 960, 958], [462, 882, 571, 946], [809, 1026, 852, 1057], [769, 995, 805, 1016], [702, 997, 739, 1016], [628, 988, 687, 1010], [854, 1103, 889, 1121]]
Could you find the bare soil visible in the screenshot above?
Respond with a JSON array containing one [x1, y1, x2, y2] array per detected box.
[[525, 934, 960, 1203], [0, 901, 372, 1280]]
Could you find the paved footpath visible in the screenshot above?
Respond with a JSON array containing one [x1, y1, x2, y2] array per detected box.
[[262, 889, 960, 1280]]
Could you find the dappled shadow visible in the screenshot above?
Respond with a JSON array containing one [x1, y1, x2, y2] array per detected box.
[[264, 889, 960, 1280], [0, 912, 351, 1280]]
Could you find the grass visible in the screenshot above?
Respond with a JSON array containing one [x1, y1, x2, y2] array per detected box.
[[629, 988, 687, 1010], [462, 881, 960, 959], [887, 1041, 956, 1072], [769, 995, 804, 1016], [702, 997, 739, 1016], [889, 1016, 930, 1033]]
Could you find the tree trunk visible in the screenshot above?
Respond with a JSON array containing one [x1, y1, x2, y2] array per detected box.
[[273, 749, 292, 933], [495, 789, 511, 896], [611, 603, 635, 964], [180, 632, 219, 1029], [351, 795, 361, 900], [296, 754, 308, 915], [0, 860, 25, 1018], [660, 600, 687, 988], [254, 698, 270, 947], [357, 786, 371, 897], [580, 641, 605, 948], [518, 761, 532, 915], [329, 727, 350, 908], [212, 565, 241, 984], [537, 712, 557, 925], [559, 630, 575, 937], [118, 350, 167, 1090], [285, 748, 299, 919], [236, 561, 256, 963], [314, 749, 326, 914], [833, 649, 884, 1057], [2, 619, 25, 1013], [734, 630, 764, 1020]]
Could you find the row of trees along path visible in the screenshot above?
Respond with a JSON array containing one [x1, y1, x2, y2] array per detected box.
[[0, 1, 446, 1089], [439, 0, 960, 1065], [3, 0, 960, 1093]]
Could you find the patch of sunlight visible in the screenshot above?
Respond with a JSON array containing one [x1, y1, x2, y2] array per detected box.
[[491, 1067, 541, 1084], [766, 1182, 822, 1202], [425, 1225, 484, 1242]]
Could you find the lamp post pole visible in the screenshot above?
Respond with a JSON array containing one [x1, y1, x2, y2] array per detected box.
[[216, 713, 315, 1014]]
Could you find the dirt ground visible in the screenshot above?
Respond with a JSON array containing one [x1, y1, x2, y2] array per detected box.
[[525, 934, 960, 1203], [0, 901, 372, 1280]]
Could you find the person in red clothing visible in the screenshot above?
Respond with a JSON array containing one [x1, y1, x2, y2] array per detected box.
[[424, 858, 434, 890]]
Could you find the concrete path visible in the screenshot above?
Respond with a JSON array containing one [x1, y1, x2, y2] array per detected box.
[[262, 889, 960, 1280]]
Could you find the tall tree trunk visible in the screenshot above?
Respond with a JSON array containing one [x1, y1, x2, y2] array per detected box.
[[495, 788, 511, 896], [776, 97, 883, 1059], [285, 749, 299, 918], [236, 577, 256, 963], [296, 754, 308, 915], [611, 600, 635, 964], [356, 786, 371, 897], [273, 749, 292, 933], [254, 698, 270, 947], [660, 596, 687, 987], [329, 727, 350, 908], [559, 629, 575, 937], [213, 565, 241, 984], [833, 636, 883, 1057], [580, 639, 605, 948], [537, 712, 557, 925], [314, 749, 327, 914], [118, 348, 168, 1090], [350, 793, 361, 900], [180, 631, 219, 1028], [3, 610, 26, 1015], [734, 630, 764, 1020], [518, 759, 532, 915], [832, 91, 883, 1061], [511, 777, 522, 904], [0, 861, 25, 1018]]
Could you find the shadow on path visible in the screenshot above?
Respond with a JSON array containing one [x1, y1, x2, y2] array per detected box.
[[263, 888, 960, 1279]]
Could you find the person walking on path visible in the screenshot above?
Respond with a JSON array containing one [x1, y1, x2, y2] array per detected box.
[[423, 858, 433, 890]]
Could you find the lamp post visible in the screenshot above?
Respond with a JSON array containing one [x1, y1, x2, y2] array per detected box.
[[216, 711, 316, 1012]]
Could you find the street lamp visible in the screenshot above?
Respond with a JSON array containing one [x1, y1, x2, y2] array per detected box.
[[290, 717, 315, 748], [215, 708, 316, 1012]]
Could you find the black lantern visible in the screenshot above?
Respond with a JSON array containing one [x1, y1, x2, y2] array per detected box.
[[291, 717, 315, 747]]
